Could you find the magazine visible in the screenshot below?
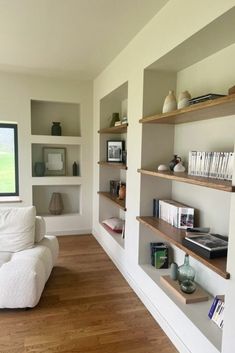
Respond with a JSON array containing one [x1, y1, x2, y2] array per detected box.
[[184, 233, 228, 251]]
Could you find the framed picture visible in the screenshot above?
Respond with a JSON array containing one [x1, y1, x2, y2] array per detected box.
[[107, 140, 125, 162], [43, 147, 66, 176]]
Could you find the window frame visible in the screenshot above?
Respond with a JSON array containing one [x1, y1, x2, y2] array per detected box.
[[0, 123, 19, 197]]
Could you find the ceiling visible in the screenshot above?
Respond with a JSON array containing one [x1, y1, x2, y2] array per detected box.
[[0, 0, 169, 80]]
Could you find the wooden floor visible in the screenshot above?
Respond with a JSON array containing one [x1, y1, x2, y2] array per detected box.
[[0, 235, 178, 353]]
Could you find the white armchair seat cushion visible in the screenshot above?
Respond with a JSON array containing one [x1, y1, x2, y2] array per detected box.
[[0, 235, 59, 308]]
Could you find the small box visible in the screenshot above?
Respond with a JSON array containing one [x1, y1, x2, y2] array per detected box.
[[150, 242, 168, 269]]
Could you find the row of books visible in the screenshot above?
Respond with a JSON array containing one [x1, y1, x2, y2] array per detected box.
[[158, 199, 194, 229], [208, 295, 225, 329], [188, 151, 234, 180]]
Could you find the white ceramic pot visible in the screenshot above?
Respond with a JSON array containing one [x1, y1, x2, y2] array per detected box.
[[177, 91, 191, 109], [173, 162, 186, 172], [162, 90, 177, 113], [158, 164, 168, 171]]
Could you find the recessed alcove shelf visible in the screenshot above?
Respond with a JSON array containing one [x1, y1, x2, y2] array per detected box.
[[31, 99, 81, 136]]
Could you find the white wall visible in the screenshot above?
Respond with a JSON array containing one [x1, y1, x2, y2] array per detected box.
[[0, 72, 93, 234], [92, 1, 235, 353]]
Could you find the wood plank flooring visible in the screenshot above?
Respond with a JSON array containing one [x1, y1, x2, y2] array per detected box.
[[0, 235, 178, 353]]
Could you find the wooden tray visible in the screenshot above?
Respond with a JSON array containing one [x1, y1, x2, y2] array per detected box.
[[160, 275, 209, 304]]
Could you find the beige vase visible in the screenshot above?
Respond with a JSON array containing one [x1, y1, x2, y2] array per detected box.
[[49, 192, 64, 215], [177, 90, 191, 109], [162, 90, 177, 113]]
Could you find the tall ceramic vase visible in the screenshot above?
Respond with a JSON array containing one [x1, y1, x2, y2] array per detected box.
[[162, 90, 177, 113], [49, 192, 63, 215]]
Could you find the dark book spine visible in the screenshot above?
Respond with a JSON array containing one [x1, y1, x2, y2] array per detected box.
[[153, 199, 159, 218]]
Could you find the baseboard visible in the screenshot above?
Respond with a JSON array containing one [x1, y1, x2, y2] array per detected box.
[[92, 228, 190, 353], [47, 229, 92, 236]]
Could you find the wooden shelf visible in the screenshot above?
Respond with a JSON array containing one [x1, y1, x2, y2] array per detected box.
[[137, 216, 229, 279], [98, 191, 126, 211], [139, 94, 235, 125], [138, 169, 234, 192], [98, 123, 128, 134], [98, 161, 127, 170], [100, 222, 125, 249]]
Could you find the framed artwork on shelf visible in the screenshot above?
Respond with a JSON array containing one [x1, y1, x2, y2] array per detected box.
[[107, 140, 125, 163], [43, 147, 66, 176]]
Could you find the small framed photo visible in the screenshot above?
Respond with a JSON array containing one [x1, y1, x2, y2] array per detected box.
[[107, 140, 125, 162], [43, 147, 66, 176]]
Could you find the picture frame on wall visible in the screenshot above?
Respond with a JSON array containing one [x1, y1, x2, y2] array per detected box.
[[107, 140, 125, 163], [43, 147, 66, 176]]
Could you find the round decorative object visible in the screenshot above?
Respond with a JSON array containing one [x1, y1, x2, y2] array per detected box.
[[34, 162, 45, 177], [173, 162, 186, 172], [178, 254, 195, 284], [51, 122, 62, 136], [49, 192, 63, 215], [169, 155, 181, 171], [158, 164, 168, 171], [170, 262, 178, 281], [162, 90, 177, 113], [180, 279, 196, 294], [177, 91, 191, 109]]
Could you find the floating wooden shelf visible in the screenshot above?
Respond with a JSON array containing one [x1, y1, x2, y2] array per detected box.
[[98, 191, 126, 211], [137, 216, 229, 279], [138, 169, 234, 192], [98, 123, 128, 134], [98, 161, 127, 170], [139, 94, 235, 125], [160, 275, 209, 304]]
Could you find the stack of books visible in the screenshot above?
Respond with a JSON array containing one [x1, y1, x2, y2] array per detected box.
[[182, 231, 228, 259], [159, 199, 194, 229], [188, 93, 225, 105], [188, 151, 234, 180], [208, 295, 225, 329]]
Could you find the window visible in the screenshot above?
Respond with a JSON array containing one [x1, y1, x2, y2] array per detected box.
[[0, 123, 19, 196]]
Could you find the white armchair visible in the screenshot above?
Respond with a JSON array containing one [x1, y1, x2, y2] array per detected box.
[[0, 206, 59, 308]]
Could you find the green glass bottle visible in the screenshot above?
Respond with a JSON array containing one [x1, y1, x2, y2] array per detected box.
[[178, 254, 195, 284]]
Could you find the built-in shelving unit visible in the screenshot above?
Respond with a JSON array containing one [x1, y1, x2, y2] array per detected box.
[[98, 82, 128, 249], [137, 216, 229, 279], [138, 169, 234, 192], [30, 99, 81, 217]]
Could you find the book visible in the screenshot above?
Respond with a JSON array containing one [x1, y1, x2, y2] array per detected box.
[[150, 242, 168, 269], [189, 93, 225, 105], [208, 295, 224, 319], [184, 233, 228, 251]]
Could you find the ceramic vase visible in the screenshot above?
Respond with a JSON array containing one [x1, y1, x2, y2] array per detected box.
[[162, 90, 177, 113], [173, 162, 186, 172], [49, 192, 63, 215], [51, 122, 62, 136], [177, 90, 191, 109], [170, 262, 178, 281], [110, 112, 120, 127], [169, 155, 181, 171], [34, 162, 45, 177], [118, 184, 126, 200]]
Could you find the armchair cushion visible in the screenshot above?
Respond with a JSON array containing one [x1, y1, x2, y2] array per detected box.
[[0, 206, 36, 252]]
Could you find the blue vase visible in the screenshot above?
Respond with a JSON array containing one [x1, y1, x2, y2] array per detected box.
[[34, 162, 45, 177]]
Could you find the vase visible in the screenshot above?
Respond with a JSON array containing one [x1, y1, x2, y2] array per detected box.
[[118, 184, 126, 200], [49, 192, 63, 215], [169, 155, 181, 171], [110, 112, 120, 127], [178, 254, 195, 284], [34, 162, 45, 177], [177, 91, 191, 109], [72, 162, 78, 176], [180, 279, 196, 294], [170, 262, 178, 280], [173, 161, 186, 172], [51, 122, 62, 136], [162, 90, 177, 113]]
